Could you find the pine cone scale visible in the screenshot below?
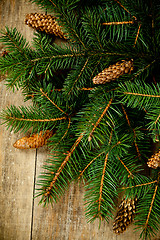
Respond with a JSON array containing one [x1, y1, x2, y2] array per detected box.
[[147, 150, 160, 169], [13, 130, 54, 149], [25, 13, 67, 39], [93, 60, 133, 84], [113, 197, 137, 235]]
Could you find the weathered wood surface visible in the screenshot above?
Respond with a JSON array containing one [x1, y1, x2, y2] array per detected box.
[[0, 1, 159, 240]]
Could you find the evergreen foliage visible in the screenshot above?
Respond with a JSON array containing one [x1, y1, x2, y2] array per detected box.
[[0, 0, 160, 239]]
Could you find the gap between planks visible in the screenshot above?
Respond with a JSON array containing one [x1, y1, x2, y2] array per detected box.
[[30, 149, 38, 240]]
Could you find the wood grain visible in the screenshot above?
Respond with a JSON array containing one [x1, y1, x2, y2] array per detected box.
[[0, 1, 42, 240], [0, 1, 159, 240]]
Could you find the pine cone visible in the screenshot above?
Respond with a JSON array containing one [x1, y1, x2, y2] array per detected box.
[[147, 150, 160, 169], [25, 13, 67, 39], [93, 59, 133, 84], [13, 130, 54, 149], [113, 197, 137, 235]]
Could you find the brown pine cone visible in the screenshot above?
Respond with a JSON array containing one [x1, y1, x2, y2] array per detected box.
[[147, 150, 160, 169], [93, 59, 133, 84], [13, 130, 54, 149], [113, 197, 137, 235], [25, 13, 67, 39]]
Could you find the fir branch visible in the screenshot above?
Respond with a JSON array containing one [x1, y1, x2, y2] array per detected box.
[[0, 27, 31, 58], [0, 105, 66, 133], [113, 0, 137, 20], [134, 173, 160, 239], [123, 92, 160, 98], [121, 104, 141, 159], [88, 98, 113, 141], [53, 87, 95, 91], [48, 0, 57, 7], [40, 88, 67, 115], [130, 60, 156, 81], [7, 116, 66, 122], [79, 129, 113, 180], [88, 57, 102, 81], [78, 151, 105, 180], [30, 52, 85, 62], [117, 156, 134, 178], [122, 180, 158, 189], [5, 31, 29, 59], [133, 24, 142, 47], [155, 113, 160, 124], [68, 57, 89, 95], [118, 80, 160, 111], [102, 20, 134, 25], [144, 174, 160, 234], [53, 117, 71, 148], [98, 153, 109, 215], [44, 133, 84, 198]]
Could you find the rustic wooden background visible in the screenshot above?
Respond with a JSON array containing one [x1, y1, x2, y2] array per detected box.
[[0, 1, 159, 240]]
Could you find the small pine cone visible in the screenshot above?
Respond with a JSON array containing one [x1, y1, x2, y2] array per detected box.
[[25, 13, 67, 39], [13, 130, 54, 149], [93, 59, 133, 84], [147, 150, 160, 169], [113, 197, 137, 235]]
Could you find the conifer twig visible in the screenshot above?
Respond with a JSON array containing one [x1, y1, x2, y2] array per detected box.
[[88, 98, 113, 141], [78, 151, 105, 179], [133, 24, 142, 47], [89, 57, 102, 81], [44, 133, 84, 197], [122, 180, 158, 189], [123, 92, 160, 98], [79, 130, 113, 179], [114, 0, 137, 20], [40, 88, 67, 115], [54, 117, 71, 148], [117, 156, 133, 178], [136, 99, 148, 113], [144, 173, 160, 230], [5, 31, 29, 59], [68, 58, 89, 95], [102, 21, 134, 25], [7, 116, 67, 122], [130, 60, 156, 81], [98, 153, 109, 213], [155, 113, 160, 125], [152, 75, 159, 92], [49, 0, 57, 8], [121, 104, 141, 159], [31, 53, 85, 62], [53, 87, 94, 91]]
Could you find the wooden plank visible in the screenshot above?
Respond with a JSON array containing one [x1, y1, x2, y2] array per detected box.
[[0, 1, 44, 239], [0, 84, 36, 240]]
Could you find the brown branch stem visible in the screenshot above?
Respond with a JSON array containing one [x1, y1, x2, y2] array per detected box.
[[121, 104, 141, 159], [122, 180, 157, 189], [88, 98, 113, 141], [68, 58, 89, 95], [78, 151, 105, 180], [98, 153, 109, 212], [8, 116, 67, 122], [102, 21, 134, 25], [133, 24, 142, 47], [117, 157, 133, 178], [114, 0, 137, 20], [40, 88, 67, 115], [144, 174, 160, 229], [123, 92, 160, 98]]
